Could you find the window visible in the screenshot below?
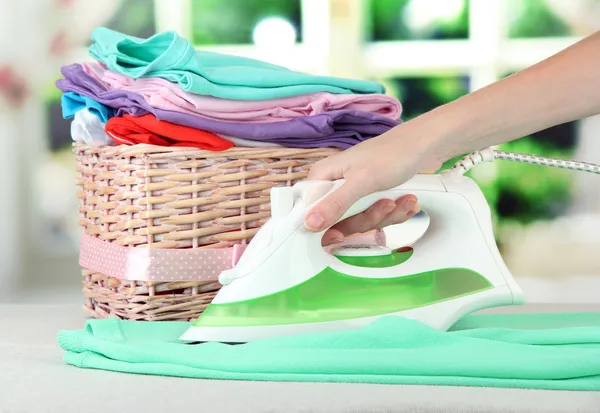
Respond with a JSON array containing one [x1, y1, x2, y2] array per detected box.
[[507, 0, 574, 38], [41, 0, 599, 254], [367, 0, 469, 41], [149, 0, 597, 231], [105, 0, 157, 37], [190, 0, 302, 45]]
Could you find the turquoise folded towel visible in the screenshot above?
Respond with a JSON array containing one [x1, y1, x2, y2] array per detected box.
[[57, 313, 600, 390], [89, 27, 385, 100]]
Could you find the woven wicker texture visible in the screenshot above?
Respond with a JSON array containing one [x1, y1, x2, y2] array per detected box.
[[75, 143, 338, 321]]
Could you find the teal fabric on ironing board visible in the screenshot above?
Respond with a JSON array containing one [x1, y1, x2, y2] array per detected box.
[[57, 313, 600, 391], [88, 27, 385, 100]]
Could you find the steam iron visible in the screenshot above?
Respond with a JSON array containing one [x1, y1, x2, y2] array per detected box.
[[180, 173, 525, 343]]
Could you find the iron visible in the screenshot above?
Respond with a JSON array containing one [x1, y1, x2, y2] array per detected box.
[[180, 173, 525, 343]]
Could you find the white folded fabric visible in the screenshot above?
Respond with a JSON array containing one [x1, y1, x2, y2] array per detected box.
[[71, 109, 114, 146]]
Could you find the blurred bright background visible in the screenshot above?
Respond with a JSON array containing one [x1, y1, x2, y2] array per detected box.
[[0, 0, 599, 304]]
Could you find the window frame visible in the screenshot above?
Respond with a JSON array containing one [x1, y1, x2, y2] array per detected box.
[[151, 0, 583, 92]]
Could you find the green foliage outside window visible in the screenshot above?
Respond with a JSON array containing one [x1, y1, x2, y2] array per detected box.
[[190, 0, 302, 45], [367, 0, 469, 41], [506, 0, 571, 38]]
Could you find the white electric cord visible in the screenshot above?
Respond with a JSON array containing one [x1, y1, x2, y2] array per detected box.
[[445, 147, 600, 177]]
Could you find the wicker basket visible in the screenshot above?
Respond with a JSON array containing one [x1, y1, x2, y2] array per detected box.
[[75, 143, 338, 321]]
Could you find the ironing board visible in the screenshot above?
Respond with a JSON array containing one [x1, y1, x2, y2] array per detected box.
[[1, 303, 599, 413]]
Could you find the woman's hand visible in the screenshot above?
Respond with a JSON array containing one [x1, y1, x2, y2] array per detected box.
[[305, 123, 443, 245], [307, 30, 600, 246]]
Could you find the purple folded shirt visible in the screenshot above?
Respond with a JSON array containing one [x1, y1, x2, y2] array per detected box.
[[56, 64, 401, 149]]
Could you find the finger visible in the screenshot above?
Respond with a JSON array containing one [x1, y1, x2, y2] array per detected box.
[[376, 195, 419, 229], [321, 228, 345, 246], [307, 158, 342, 181], [330, 198, 397, 236], [305, 180, 369, 232]]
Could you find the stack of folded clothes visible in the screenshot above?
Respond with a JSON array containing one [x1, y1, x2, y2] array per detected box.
[[57, 27, 403, 150]]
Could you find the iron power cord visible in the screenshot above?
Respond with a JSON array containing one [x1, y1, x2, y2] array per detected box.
[[445, 147, 600, 177]]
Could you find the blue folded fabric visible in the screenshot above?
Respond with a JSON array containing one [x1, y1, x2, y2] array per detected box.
[[61, 91, 115, 123]]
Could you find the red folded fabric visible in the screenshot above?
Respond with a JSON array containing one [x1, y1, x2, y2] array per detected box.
[[105, 114, 234, 151]]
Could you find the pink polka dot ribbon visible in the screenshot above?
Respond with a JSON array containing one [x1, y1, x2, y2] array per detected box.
[[79, 230, 385, 282], [79, 232, 247, 282]]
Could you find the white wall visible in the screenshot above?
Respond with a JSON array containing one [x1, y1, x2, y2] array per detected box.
[[0, 109, 23, 299]]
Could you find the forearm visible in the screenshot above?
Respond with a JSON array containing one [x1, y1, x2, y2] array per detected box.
[[416, 31, 600, 162]]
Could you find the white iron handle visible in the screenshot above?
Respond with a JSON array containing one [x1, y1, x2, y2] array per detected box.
[[314, 175, 510, 290], [316, 174, 449, 228], [314, 174, 492, 260]]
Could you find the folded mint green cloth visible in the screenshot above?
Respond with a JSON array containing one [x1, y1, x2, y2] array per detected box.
[[57, 313, 600, 390], [89, 27, 385, 100]]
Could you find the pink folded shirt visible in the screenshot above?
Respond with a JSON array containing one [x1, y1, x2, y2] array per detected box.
[[82, 62, 402, 123]]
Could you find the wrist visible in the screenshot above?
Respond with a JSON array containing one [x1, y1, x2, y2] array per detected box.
[[384, 107, 464, 172], [418, 103, 471, 162]]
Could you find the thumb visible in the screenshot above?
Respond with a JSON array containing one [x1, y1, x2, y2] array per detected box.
[[305, 179, 370, 232]]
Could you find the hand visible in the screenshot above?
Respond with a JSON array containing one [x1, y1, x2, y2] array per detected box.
[[304, 124, 442, 245]]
